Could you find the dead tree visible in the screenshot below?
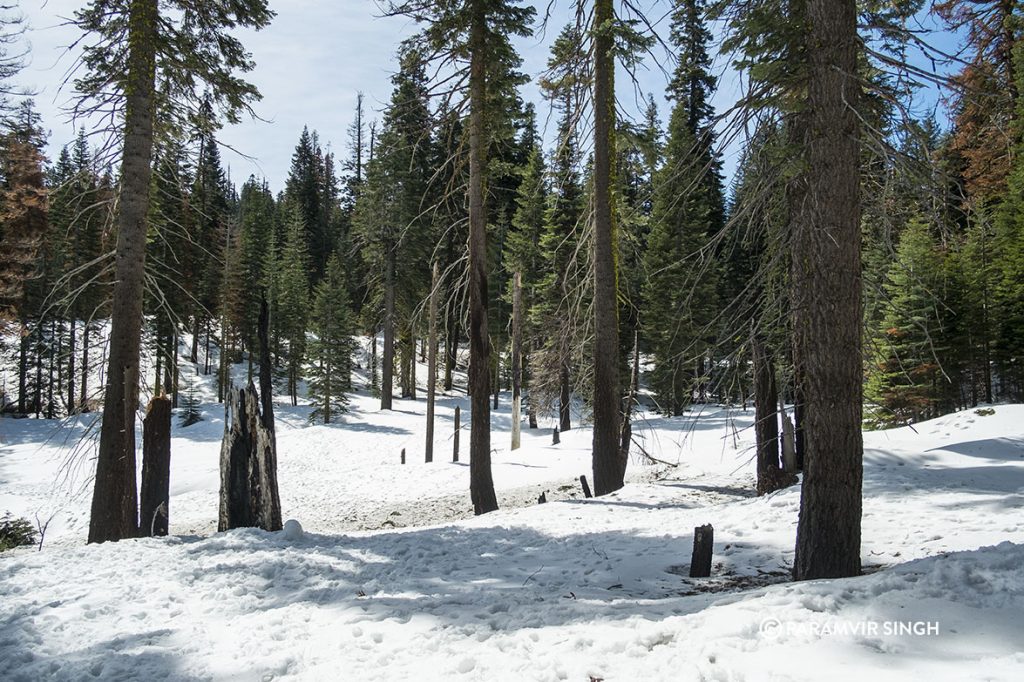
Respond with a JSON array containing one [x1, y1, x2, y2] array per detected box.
[[140, 396, 172, 537], [218, 298, 282, 532]]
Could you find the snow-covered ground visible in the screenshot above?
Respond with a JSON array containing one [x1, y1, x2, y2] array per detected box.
[[1, 346, 1023, 680]]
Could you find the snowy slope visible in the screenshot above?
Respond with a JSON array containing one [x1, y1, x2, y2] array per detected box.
[[2, 350, 1024, 679]]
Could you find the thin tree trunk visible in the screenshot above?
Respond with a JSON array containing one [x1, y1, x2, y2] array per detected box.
[[89, 0, 158, 543], [190, 317, 199, 364], [468, 2, 497, 515], [559, 360, 571, 432], [34, 330, 42, 418], [792, 0, 862, 580], [171, 330, 179, 408], [382, 248, 395, 410], [620, 330, 639, 460], [154, 329, 163, 397], [426, 263, 439, 463], [592, 0, 623, 496], [68, 318, 76, 413], [511, 272, 523, 451], [444, 303, 456, 392], [18, 324, 27, 413], [753, 332, 792, 495], [47, 320, 56, 419], [403, 333, 411, 399]]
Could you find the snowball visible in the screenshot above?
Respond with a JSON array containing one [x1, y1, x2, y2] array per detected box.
[[282, 519, 304, 541]]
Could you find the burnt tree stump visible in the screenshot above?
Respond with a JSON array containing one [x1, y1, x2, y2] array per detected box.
[[689, 524, 714, 578], [218, 298, 282, 533], [580, 475, 593, 499], [140, 396, 172, 537]]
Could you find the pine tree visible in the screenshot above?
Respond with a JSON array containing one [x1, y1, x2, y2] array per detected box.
[[867, 218, 952, 425], [353, 47, 434, 410], [308, 254, 355, 424], [642, 0, 723, 415], [0, 100, 47, 321], [276, 205, 310, 406], [535, 25, 586, 433]]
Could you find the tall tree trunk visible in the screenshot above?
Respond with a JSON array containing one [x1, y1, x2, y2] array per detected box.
[[511, 272, 523, 450], [47, 320, 56, 419], [18, 324, 27, 413], [89, 0, 158, 543], [592, 0, 623, 496], [468, 2, 497, 515], [382, 247, 395, 410], [409, 335, 417, 400], [34, 330, 42, 417], [426, 263, 439, 462], [792, 0, 862, 580], [68, 318, 76, 413]]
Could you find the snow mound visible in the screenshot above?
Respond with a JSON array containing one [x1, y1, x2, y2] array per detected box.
[[282, 519, 304, 541]]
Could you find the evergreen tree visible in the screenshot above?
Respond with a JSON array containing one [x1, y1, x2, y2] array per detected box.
[[867, 218, 953, 424], [276, 205, 310, 406], [308, 254, 356, 423], [642, 0, 723, 415]]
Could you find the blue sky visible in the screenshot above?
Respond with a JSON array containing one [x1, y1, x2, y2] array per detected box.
[[20, 1, 958, 192]]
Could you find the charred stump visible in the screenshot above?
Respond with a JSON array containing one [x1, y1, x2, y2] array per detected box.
[[140, 396, 172, 537], [689, 524, 714, 578], [218, 297, 282, 533]]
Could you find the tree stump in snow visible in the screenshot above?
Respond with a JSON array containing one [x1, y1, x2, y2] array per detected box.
[[218, 381, 282, 532], [689, 524, 714, 578], [538, 492, 547, 504], [140, 396, 172, 537], [580, 475, 593, 499], [553, 426, 560, 445], [401, 448, 406, 465]]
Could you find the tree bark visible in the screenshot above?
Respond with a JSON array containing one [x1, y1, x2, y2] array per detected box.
[[792, 0, 863, 580], [88, 0, 158, 543], [467, 2, 498, 515], [426, 263, 439, 462], [140, 396, 172, 537], [592, 0, 623, 496]]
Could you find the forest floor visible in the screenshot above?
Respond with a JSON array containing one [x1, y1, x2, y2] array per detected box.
[[1, 338, 1023, 680]]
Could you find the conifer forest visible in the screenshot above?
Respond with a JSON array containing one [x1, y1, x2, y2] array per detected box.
[[0, 1, 1023, 679]]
